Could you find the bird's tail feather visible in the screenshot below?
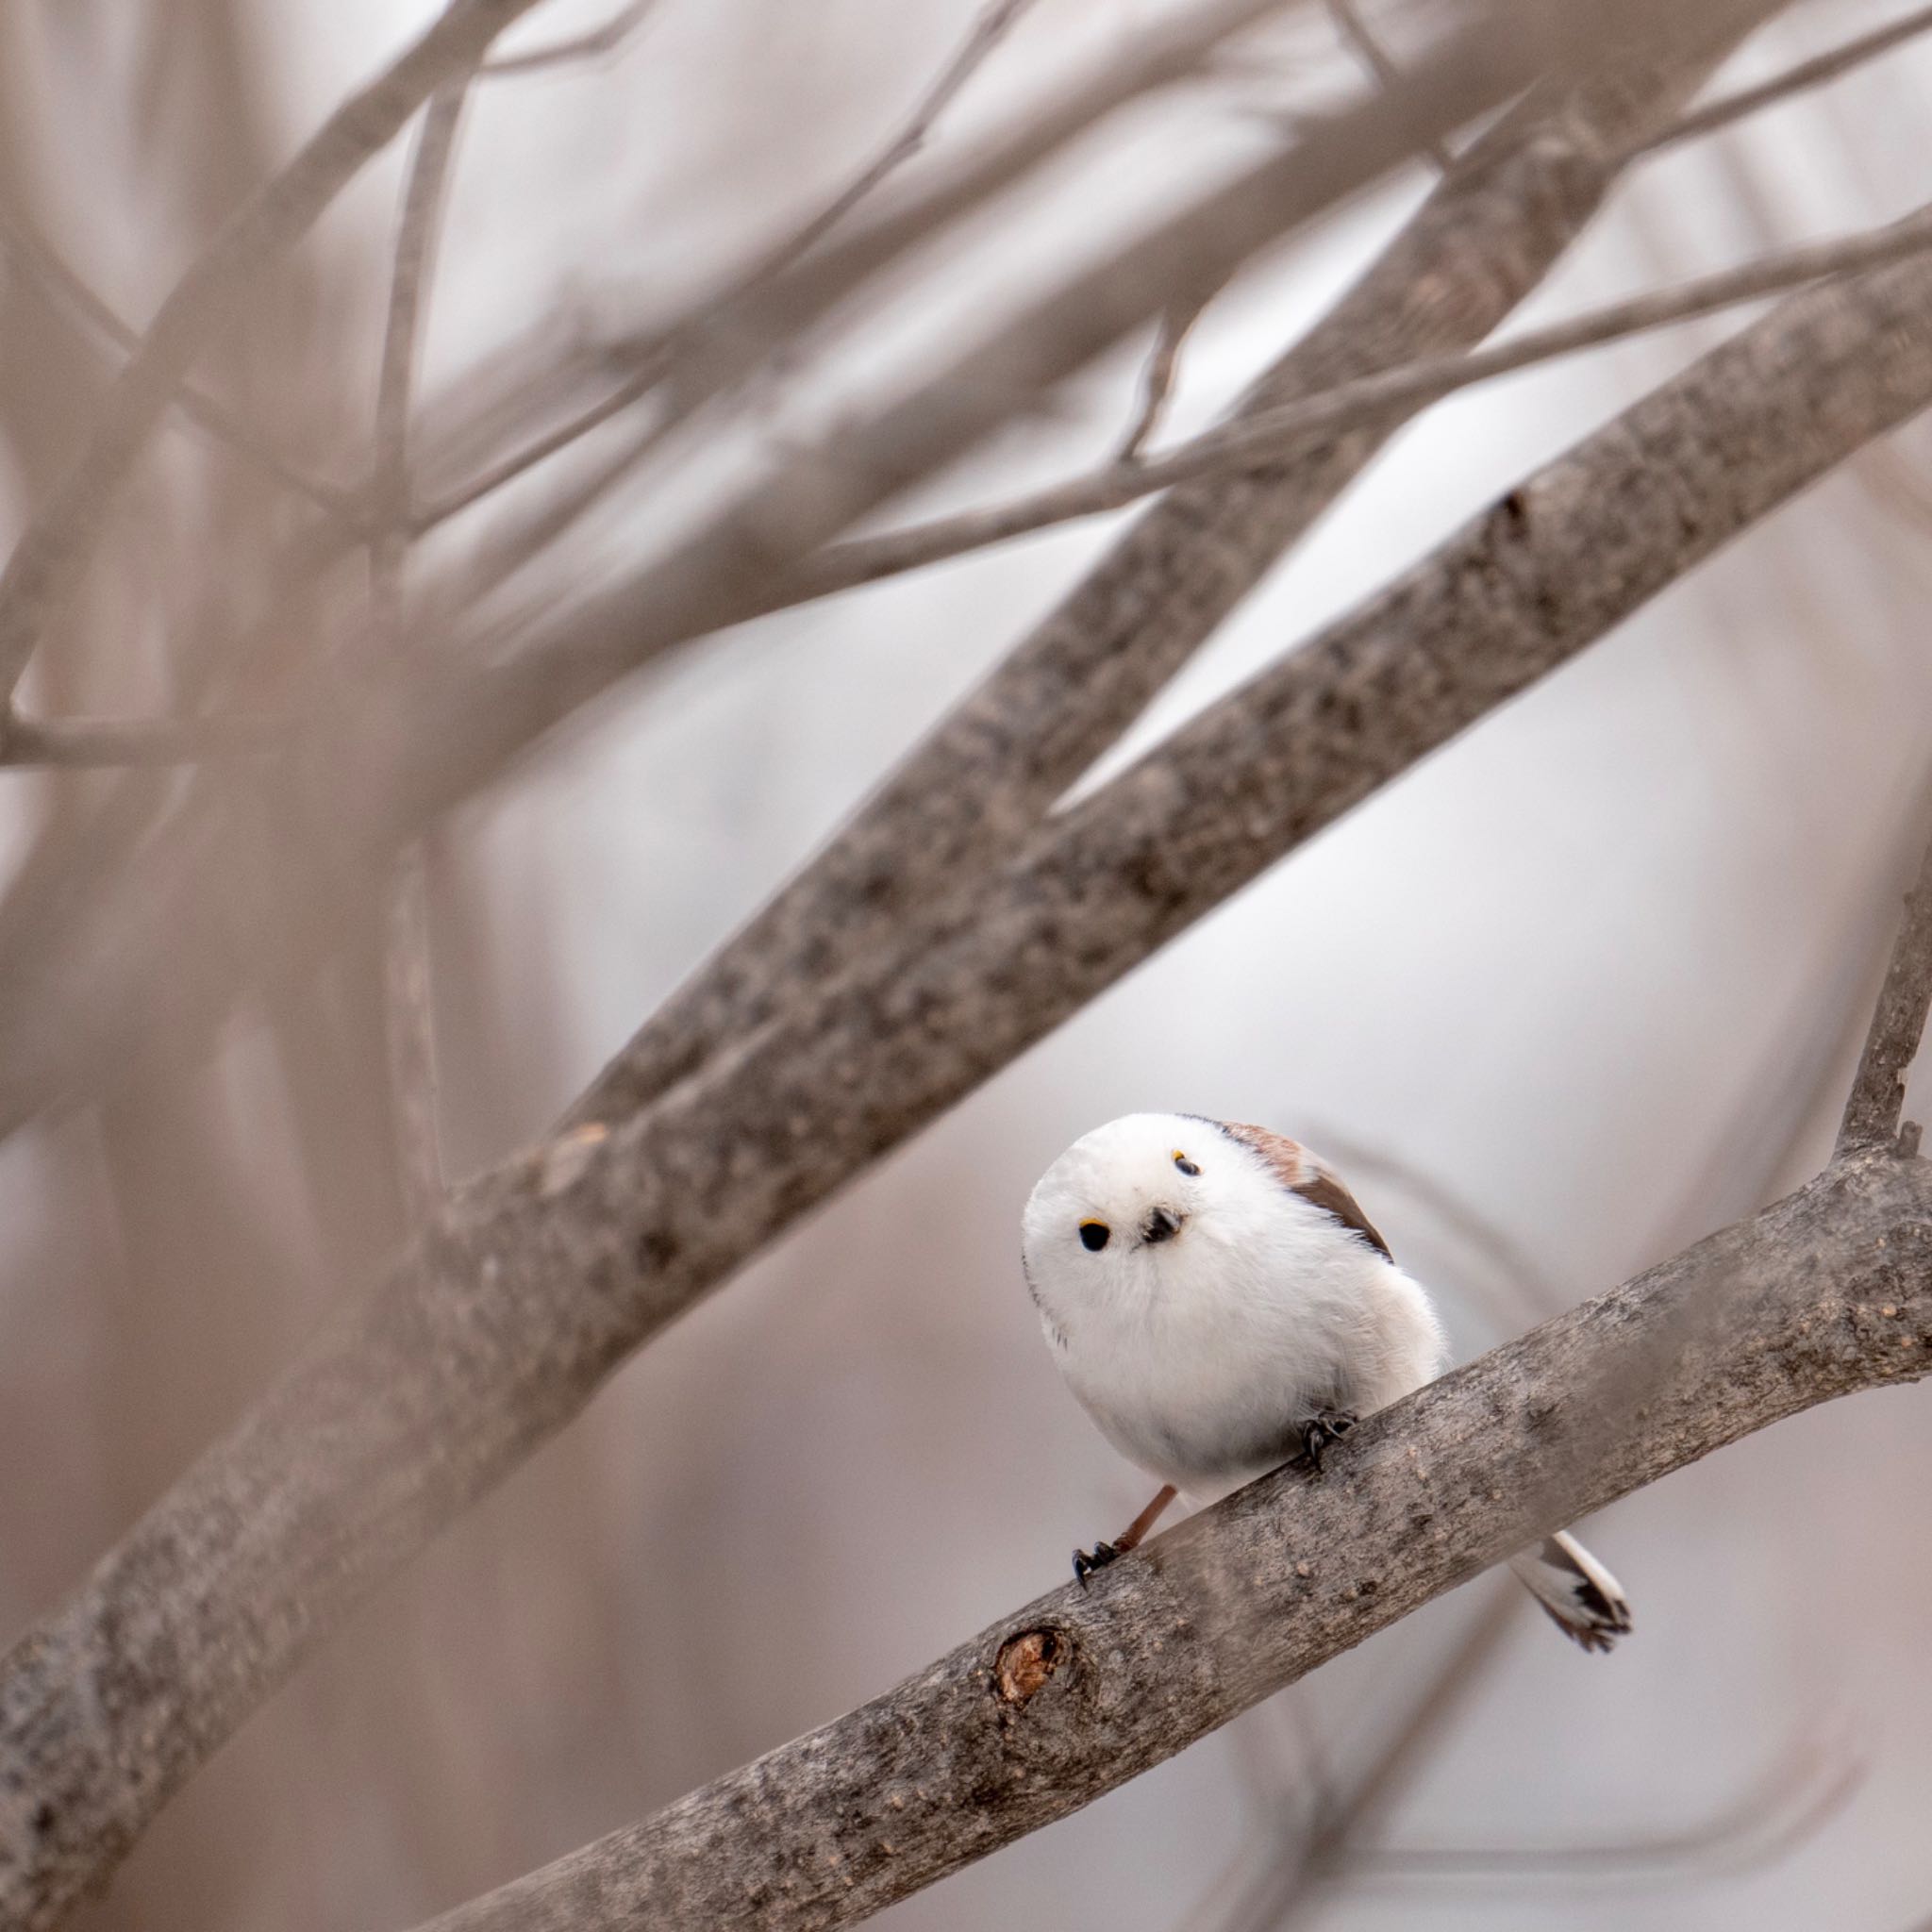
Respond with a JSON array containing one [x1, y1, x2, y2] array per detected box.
[[1507, 1530, 1632, 1653]]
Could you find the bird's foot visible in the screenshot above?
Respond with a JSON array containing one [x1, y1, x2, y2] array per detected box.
[[1297, 1408, 1357, 1470], [1072, 1541, 1120, 1588]]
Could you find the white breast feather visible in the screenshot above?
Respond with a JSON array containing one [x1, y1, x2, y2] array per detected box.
[[1024, 1116, 1446, 1495]]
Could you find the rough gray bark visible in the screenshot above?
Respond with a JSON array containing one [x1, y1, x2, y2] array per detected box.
[[1840, 821, 1932, 1151], [5, 221, 1930, 1932], [569, 25, 1759, 1128], [410, 1146, 1932, 1932]]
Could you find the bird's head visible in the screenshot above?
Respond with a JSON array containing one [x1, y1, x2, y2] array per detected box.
[[1021, 1111, 1235, 1318]]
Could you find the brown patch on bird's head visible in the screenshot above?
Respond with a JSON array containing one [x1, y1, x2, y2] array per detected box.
[[1208, 1119, 1308, 1188]]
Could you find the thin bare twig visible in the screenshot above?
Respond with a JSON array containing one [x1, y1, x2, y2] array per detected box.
[[481, 0, 661, 76], [1839, 817, 1932, 1152], [804, 204, 1932, 599], [413, 0, 1046, 533], [1118, 297, 1209, 460], [408, 0, 1309, 548], [407, 350, 669, 534], [371, 81, 472, 1227], [372, 84, 469, 616], [0, 0, 544, 710], [750, 0, 1045, 286], [1637, 1, 1932, 158]]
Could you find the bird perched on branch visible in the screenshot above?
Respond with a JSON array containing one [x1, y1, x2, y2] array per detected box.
[[1021, 1111, 1632, 1652]]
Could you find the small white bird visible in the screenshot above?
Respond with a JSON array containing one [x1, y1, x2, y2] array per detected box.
[[1022, 1112, 1632, 1652]]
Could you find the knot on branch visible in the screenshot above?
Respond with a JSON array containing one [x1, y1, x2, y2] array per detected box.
[[994, 1627, 1065, 1707]]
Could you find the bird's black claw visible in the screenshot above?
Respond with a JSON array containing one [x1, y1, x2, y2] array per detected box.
[[1073, 1541, 1120, 1587], [1297, 1409, 1357, 1470]]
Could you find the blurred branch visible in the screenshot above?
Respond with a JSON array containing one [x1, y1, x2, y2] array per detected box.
[[803, 204, 1932, 597], [0, 0, 545, 711], [10, 146, 1932, 1926], [1839, 816, 1932, 1152], [0, 196, 357, 521], [0, 710, 290, 768], [1350, 1732, 1860, 1882], [734, 0, 1044, 285], [411, 0, 1043, 533], [371, 85, 468, 611], [406, 1152, 1932, 1932], [563, 8, 1774, 1131], [413, 0, 1308, 536], [1206, 1591, 1520, 1932], [1327, 0, 1451, 168], [0, 0, 1575, 1159], [371, 82, 473, 1228], [1637, 2, 1932, 159], [480, 0, 660, 76], [1208, 1689, 1854, 1931], [296, 1, 1568, 838]]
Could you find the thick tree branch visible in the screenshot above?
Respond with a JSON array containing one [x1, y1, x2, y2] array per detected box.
[[566, 14, 1769, 1128], [0, 0, 544, 709], [1839, 822, 1932, 1153], [408, 1150, 1932, 1932], [3, 195, 1927, 1932]]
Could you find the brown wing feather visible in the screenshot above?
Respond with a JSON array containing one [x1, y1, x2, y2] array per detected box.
[[1289, 1169, 1393, 1261], [1208, 1119, 1392, 1261]]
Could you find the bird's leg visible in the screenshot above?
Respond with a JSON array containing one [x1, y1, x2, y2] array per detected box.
[[1073, 1484, 1178, 1587], [1297, 1408, 1357, 1470]]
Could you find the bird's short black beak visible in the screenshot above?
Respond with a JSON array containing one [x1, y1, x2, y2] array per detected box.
[[1142, 1205, 1183, 1244]]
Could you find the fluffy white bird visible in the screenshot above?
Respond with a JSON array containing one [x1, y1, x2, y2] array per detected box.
[[1022, 1111, 1632, 1652]]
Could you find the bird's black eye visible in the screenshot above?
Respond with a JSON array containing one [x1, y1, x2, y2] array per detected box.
[[1078, 1221, 1111, 1252], [1174, 1151, 1201, 1177]]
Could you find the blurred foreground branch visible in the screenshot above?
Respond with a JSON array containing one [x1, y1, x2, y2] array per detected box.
[[0, 0, 1576, 1147], [0, 0, 544, 725]]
